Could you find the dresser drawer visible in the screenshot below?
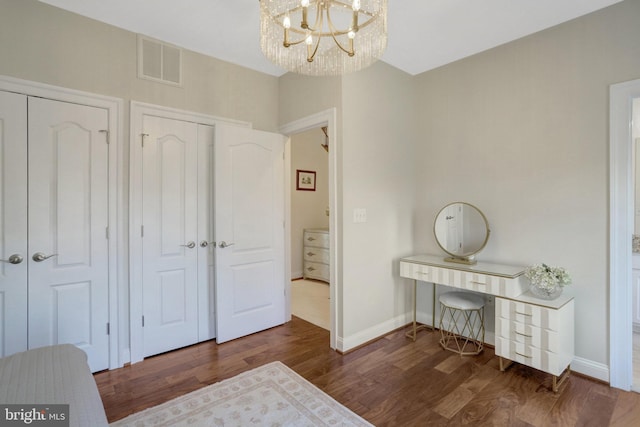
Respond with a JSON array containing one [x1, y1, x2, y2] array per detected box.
[[495, 317, 560, 353], [303, 247, 329, 264], [495, 337, 566, 376], [304, 231, 329, 248], [399, 262, 528, 298], [496, 298, 559, 331], [303, 262, 329, 281]]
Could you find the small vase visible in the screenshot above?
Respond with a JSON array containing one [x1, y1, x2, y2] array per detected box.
[[530, 284, 563, 300]]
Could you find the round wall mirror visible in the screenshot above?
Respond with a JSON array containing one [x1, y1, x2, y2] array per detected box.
[[433, 202, 490, 265]]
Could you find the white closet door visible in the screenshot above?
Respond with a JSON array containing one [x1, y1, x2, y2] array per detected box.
[[0, 91, 28, 358], [141, 115, 199, 357], [214, 124, 285, 343], [27, 97, 110, 372]]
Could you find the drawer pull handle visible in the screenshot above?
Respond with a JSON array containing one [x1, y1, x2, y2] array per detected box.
[[306, 252, 316, 257], [515, 311, 533, 317], [307, 266, 316, 272], [515, 331, 533, 338], [469, 281, 486, 285], [307, 237, 316, 241], [515, 351, 532, 359], [416, 271, 430, 275]]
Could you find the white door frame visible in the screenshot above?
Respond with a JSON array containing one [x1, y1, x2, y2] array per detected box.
[[609, 78, 640, 390], [280, 108, 339, 350], [0, 75, 123, 369], [128, 101, 250, 363]]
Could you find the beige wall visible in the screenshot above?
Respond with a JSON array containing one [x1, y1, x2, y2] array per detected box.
[[279, 63, 417, 346], [413, 0, 640, 367], [291, 129, 330, 278], [0, 0, 279, 132], [340, 62, 416, 343]]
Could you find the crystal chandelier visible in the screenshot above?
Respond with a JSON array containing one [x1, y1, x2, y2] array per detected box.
[[259, 0, 388, 76]]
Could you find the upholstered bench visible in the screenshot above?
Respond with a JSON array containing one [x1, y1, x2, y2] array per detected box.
[[0, 344, 108, 426]]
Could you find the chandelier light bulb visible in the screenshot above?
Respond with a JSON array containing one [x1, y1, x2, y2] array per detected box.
[[301, 0, 310, 7], [352, 0, 361, 11], [305, 34, 313, 45], [348, 30, 356, 39], [283, 15, 291, 29]]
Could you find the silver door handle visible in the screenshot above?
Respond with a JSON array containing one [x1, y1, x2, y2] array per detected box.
[[32, 252, 58, 262], [219, 241, 235, 249], [200, 241, 216, 248], [1, 254, 24, 264], [180, 241, 196, 249]]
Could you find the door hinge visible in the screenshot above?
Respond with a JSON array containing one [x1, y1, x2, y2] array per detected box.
[[99, 129, 109, 144], [141, 133, 149, 147], [141, 225, 144, 237], [107, 323, 110, 335], [142, 316, 145, 327], [106, 226, 109, 239]]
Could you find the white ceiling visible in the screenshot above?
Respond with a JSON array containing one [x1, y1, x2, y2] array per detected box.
[[39, 0, 622, 77]]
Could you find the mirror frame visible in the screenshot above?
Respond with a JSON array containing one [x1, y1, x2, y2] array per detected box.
[[433, 202, 490, 265]]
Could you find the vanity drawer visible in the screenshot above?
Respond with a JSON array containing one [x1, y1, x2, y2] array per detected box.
[[304, 231, 329, 248], [399, 262, 528, 298], [304, 247, 329, 264], [496, 298, 559, 331], [399, 261, 433, 282], [495, 337, 566, 376], [495, 317, 559, 353]]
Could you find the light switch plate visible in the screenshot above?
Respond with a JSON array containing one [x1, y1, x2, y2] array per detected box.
[[353, 208, 367, 223]]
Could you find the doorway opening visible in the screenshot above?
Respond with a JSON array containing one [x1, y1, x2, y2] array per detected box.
[[290, 128, 330, 330], [631, 98, 640, 391], [281, 108, 339, 349], [610, 78, 640, 391]]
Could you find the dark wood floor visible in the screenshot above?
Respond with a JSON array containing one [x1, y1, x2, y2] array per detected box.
[[95, 317, 640, 426]]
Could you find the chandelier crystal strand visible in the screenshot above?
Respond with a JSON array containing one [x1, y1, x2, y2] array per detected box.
[[260, 0, 387, 76]]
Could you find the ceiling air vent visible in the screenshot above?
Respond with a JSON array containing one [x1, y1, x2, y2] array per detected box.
[[137, 35, 182, 86]]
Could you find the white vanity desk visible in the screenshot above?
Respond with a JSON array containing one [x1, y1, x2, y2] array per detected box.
[[400, 254, 574, 392]]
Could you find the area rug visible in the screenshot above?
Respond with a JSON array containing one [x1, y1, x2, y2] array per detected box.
[[109, 361, 372, 427]]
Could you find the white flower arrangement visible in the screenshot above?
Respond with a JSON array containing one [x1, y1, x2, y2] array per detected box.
[[524, 263, 572, 291]]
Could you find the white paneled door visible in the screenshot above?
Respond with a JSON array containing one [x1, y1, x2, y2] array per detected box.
[[0, 91, 28, 358], [0, 93, 110, 372], [27, 97, 110, 372], [141, 115, 200, 357], [214, 124, 285, 343]]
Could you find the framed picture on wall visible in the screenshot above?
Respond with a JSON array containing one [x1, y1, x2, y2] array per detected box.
[[296, 170, 316, 191]]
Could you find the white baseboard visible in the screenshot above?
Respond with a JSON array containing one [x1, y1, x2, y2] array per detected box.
[[338, 312, 413, 352], [291, 271, 303, 280], [571, 356, 609, 383]]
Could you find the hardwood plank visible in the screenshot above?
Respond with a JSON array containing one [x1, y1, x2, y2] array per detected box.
[[94, 318, 640, 426], [610, 386, 640, 426]]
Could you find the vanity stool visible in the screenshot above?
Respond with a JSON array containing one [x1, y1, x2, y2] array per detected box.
[[438, 292, 485, 356]]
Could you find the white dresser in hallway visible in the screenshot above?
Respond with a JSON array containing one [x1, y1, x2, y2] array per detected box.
[[303, 228, 329, 283]]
